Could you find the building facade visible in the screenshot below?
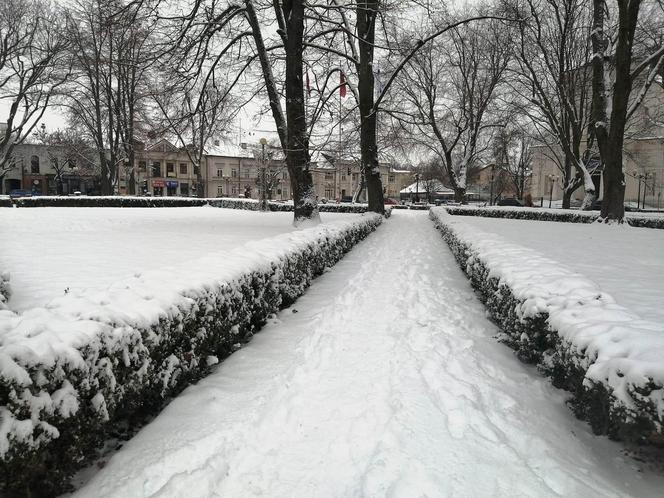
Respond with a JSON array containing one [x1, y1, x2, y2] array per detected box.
[[311, 156, 411, 202], [1, 142, 100, 195], [120, 140, 202, 197]]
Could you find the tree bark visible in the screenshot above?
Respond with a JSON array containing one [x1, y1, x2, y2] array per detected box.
[[284, 0, 318, 221], [357, 0, 385, 214], [592, 0, 641, 222], [245, 0, 317, 222]]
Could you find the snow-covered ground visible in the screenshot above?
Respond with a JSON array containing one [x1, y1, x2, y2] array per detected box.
[[72, 211, 664, 498], [0, 207, 359, 311], [453, 216, 664, 324]]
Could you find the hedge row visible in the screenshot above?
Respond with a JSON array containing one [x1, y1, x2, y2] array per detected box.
[[5, 195, 394, 216], [0, 214, 383, 496], [0, 196, 11, 208], [444, 205, 664, 229], [429, 208, 664, 446], [0, 272, 10, 310], [11, 195, 209, 208]]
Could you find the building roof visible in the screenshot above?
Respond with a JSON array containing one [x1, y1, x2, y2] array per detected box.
[[400, 180, 453, 195]]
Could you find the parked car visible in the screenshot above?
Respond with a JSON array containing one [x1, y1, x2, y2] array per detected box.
[[496, 198, 523, 207]]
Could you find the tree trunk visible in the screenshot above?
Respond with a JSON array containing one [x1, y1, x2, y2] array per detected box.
[[562, 188, 572, 210], [357, 0, 384, 214], [454, 187, 466, 203], [284, 0, 318, 222], [592, 0, 640, 222]]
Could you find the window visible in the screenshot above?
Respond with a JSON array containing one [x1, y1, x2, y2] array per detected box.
[[352, 173, 358, 180], [30, 155, 40, 174], [231, 169, 237, 178], [324, 172, 333, 180], [282, 171, 288, 179], [193, 165, 200, 175], [139, 161, 146, 172], [388, 174, 395, 182], [341, 174, 346, 181], [282, 188, 288, 198], [325, 188, 333, 198], [180, 183, 189, 196], [179, 163, 188, 175], [231, 185, 238, 195], [217, 185, 224, 196], [153, 161, 161, 177], [244, 169, 250, 178], [217, 168, 223, 177], [166, 163, 175, 177]]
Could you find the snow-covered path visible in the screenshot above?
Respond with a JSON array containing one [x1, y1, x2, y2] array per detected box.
[[74, 211, 664, 497]]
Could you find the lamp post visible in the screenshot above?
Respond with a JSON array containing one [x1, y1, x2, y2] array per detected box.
[[548, 174, 558, 208], [259, 138, 268, 211], [414, 172, 420, 203], [642, 172, 652, 210]]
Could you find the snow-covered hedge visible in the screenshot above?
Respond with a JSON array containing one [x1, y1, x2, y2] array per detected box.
[[0, 273, 10, 310], [0, 214, 382, 495], [12, 195, 209, 208], [445, 205, 664, 229], [430, 207, 664, 445], [0, 196, 11, 208], [9, 195, 392, 216]]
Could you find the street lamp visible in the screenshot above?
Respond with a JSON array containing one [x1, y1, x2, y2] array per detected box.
[[547, 174, 558, 208], [259, 138, 268, 211], [414, 172, 420, 203]]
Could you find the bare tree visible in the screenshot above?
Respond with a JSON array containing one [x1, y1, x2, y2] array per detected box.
[[591, 0, 664, 222], [245, 0, 319, 223], [493, 125, 533, 200], [507, 0, 596, 209], [392, 14, 511, 202], [0, 0, 69, 192], [33, 126, 99, 194]]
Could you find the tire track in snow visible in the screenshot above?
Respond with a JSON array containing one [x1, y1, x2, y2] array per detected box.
[[74, 211, 664, 498]]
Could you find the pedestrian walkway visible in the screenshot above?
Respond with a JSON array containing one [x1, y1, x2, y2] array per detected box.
[[74, 211, 664, 497]]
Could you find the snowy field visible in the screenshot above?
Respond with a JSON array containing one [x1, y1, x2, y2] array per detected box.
[[453, 215, 664, 324], [0, 207, 359, 311], [71, 211, 664, 498]]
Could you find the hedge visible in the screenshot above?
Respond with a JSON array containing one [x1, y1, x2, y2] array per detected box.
[[7, 195, 393, 217], [0, 214, 383, 496], [444, 205, 664, 229], [0, 196, 12, 208], [429, 207, 664, 446], [0, 273, 10, 310]]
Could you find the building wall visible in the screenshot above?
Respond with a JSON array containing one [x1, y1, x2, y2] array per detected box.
[[206, 155, 290, 200], [311, 161, 411, 201], [530, 138, 664, 208], [2, 143, 99, 195], [124, 142, 200, 197]]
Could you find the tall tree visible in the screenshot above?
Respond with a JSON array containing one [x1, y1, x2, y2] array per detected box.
[[508, 0, 596, 209], [392, 15, 511, 202], [245, 0, 319, 222], [0, 0, 69, 192], [591, 0, 664, 222]]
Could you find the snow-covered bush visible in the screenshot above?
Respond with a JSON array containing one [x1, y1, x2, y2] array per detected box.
[[444, 205, 664, 229], [0, 196, 12, 208], [0, 273, 10, 310], [430, 207, 664, 445], [0, 214, 382, 495]]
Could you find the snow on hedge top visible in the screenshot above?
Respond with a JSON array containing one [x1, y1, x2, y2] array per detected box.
[[0, 214, 381, 380], [430, 207, 664, 408]]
